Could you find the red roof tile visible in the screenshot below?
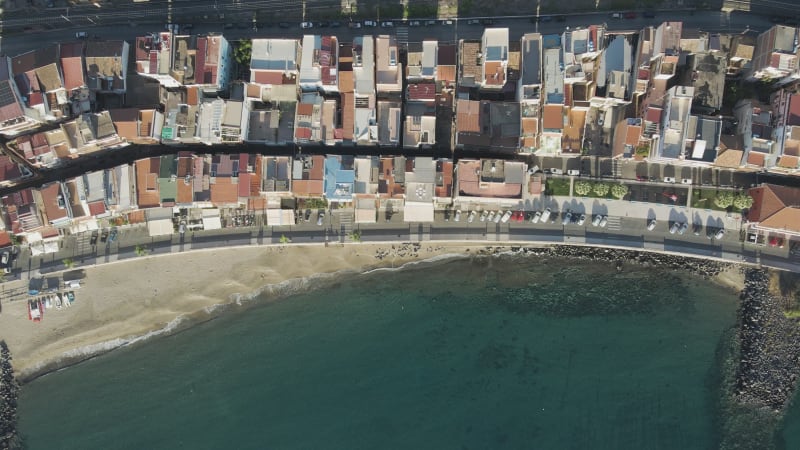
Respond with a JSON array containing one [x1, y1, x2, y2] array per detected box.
[[88, 200, 106, 216], [238, 173, 251, 197], [407, 83, 436, 101], [253, 70, 285, 85], [788, 94, 800, 126]]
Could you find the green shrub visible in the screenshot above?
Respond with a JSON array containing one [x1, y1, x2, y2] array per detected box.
[[593, 183, 610, 196], [733, 193, 754, 210], [715, 191, 734, 209], [574, 181, 592, 196], [611, 184, 628, 199]]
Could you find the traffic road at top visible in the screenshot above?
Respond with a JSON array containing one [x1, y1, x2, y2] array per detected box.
[[0, 7, 776, 57]]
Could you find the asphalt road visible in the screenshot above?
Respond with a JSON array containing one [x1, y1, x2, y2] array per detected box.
[[0, 9, 777, 57]]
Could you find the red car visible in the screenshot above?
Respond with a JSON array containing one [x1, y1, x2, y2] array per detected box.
[[624, 12, 637, 19]]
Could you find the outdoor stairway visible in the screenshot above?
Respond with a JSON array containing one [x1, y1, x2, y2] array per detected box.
[[605, 216, 622, 231], [339, 211, 353, 241], [395, 26, 409, 44], [612, 159, 621, 178]]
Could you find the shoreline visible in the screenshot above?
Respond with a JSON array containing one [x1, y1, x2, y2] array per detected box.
[[1, 241, 750, 384]]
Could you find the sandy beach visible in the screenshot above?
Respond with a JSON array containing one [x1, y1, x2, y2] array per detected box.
[[0, 242, 748, 382]]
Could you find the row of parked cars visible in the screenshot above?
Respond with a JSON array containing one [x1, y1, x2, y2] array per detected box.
[[299, 19, 455, 29], [648, 219, 725, 240]]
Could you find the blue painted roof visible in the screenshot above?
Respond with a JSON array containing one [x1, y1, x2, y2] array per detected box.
[[323, 155, 355, 200]]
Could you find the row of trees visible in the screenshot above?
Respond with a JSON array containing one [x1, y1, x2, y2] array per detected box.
[[714, 191, 754, 210], [574, 181, 629, 199], [0, 341, 20, 450]]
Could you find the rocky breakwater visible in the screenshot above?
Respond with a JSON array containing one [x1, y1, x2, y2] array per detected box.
[[482, 245, 729, 279], [735, 269, 800, 412], [0, 341, 20, 450]]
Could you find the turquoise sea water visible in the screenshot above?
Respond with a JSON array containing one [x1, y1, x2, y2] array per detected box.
[[18, 255, 743, 449]]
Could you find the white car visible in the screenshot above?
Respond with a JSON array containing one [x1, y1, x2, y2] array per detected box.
[[0, 251, 8, 265], [669, 222, 680, 234], [713, 228, 725, 240], [647, 219, 657, 231], [493, 211, 503, 223], [500, 211, 512, 223], [577, 214, 586, 226], [681, 178, 693, 185], [76, 31, 89, 39], [592, 214, 603, 227], [664, 177, 676, 183], [567, 169, 580, 176], [598, 216, 608, 227], [480, 210, 489, 222], [540, 208, 552, 223], [531, 211, 542, 223], [562, 211, 573, 226], [363, 20, 377, 27], [486, 211, 495, 222], [381, 21, 393, 27], [551, 168, 564, 175], [678, 222, 688, 235], [300, 22, 314, 29], [454, 210, 462, 222], [468, 211, 476, 223]]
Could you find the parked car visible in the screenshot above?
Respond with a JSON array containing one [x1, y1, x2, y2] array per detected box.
[[317, 210, 325, 226], [541, 208, 552, 223], [669, 222, 680, 234], [486, 211, 495, 222], [381, 21, 393, 27], [562, 211, 573, 226], [179, 221, 186, 234], [467, 19, 481, 25], [647, 219, 657, 231], [444, 208, 451, 221], [468, 211, 476, 223], [441, 20, 454, 25], [90, 230, 99, 245], [567, 169, 580, 176], [715, 228, 726, 240], [493, 211, 503, 224], [425, 20, 437, 26], [678, 222, 689, 235], [76, 31, 89, 39], [598, 216, 608, 227], [500, 211, 512, 223], [363, 20, 377, 27], [531, 211, 542, 224], [349, 21, 362, 28], [481, 19, 494, 25], [100, 228, 109, 243], [577, 214, 586, 226], [109, 227, 118, 242], [1, 251, 8, 265], [479, 210, 489, 222], [664, 177, 676, 183], [610, 12, 623, 19], [409, 20, 421, 26], [551, 168, 564, 175], [692, 223, 702, 235], [300, 21, 314, 29], [454, 210, 462, 222], [304, 209, 312, 222]]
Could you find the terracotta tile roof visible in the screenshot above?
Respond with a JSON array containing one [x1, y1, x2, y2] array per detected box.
[[456, 99, 480, 133], [210, 177, 239, 204], [341, 92, 354, 140], [238, 173, 251, 197], [435, 160, 453, 198], [246, 83, 261, 98], [39, 183, 68, 223], [339, 70, 353, 93], [484, 61, 505, 85], [760, 208, 800, 233], [295, 127, 312, 139], [127, 210, 146, 224], [714, 149, 744, 168], [436, 65, 456, 84], [297, 103, 314, 116], [135, 157, 161, 208], [542, 104, 564, 130], [177, 175, 194, 203], [88, 200, 106, 216], [253, 70, 285, 85], [291, 180, 324, 196], [562, 107, 586, 151], [186, 87, 199, 106], [645, 107, 662, 123], [456, 160, 522, 198], [109, 108, 139, 140], [747, 151, 766, 167], [248, 196, 267, 211], [778, 155, 799, 169], [625, 124, 642, 146], [407, 83, 436, 101], [749, 184, 800, 224], [521, 117, 538, 134]]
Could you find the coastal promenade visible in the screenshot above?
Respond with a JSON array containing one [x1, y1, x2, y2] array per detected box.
[[0, 190, 796, 308]]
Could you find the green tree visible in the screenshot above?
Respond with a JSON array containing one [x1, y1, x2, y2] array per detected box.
[[349, 230, 361, 242], [62, 258, 75, 269], [234, 40, 252, 66], [610, 184, 629, 199], [593, 183, 610, 197], [734, 193, 754, 210], [715, 191, 735, 209], [279, 234, 290, 244], [135, 245, 148, 257], [574, 180, 592, 196]]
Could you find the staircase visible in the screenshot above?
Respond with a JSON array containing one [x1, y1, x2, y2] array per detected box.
[[605, 216, 622, 231], [339, 211, 353, 241]]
